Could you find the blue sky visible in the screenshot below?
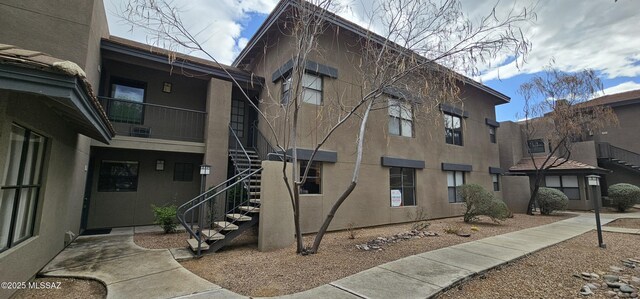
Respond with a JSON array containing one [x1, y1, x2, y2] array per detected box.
[[105, 0, 640, 121]]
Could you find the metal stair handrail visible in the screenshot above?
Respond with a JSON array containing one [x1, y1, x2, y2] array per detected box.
[[597, 142, 640, 167], [250, 121, 284, 162]]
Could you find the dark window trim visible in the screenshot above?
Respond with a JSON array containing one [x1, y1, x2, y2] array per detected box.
[[285, 148, 337, 163], [440, 103, 469, 118], [271, 58, 338, 82], [107, 76, 147, 125], [447, 170, 466, 203], [388, 98, 414, 137], [381, 156, 425, 169], [485, 118, 500, 127], [489, 167, 504, 174], [389, 167, 416, 207], [1, 124, 47, 252], [444, 113, 463, 146], [527, 139, 545, 153], [442, 163, 472, 172]]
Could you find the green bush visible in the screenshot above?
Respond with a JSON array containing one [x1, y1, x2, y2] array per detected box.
[[608, 183, 640, 212], [460, 184, 510, 223], [536, 187, 569, 215], [151, 204, 178, 233]]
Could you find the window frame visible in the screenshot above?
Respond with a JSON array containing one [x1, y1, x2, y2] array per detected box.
[[230, 99, 246, 138], [281, 73, 324, 106], [97, 160, 140, 192], [447, 171, 465, 203], [444, 113, 463, 146], [492, 174, 500, 191], [388, 98, 414, 137], [545, 175, 580, 200], [1, 124, 48, 252], [173, 163, 194, 182], [107, 77, 147, 124], [489, 126, 497, 144], [300, 161, 322, 195], [389, 167, 416, 207], [527, 139, 545, 153]]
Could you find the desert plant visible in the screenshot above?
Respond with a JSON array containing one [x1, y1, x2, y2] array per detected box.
[[608, 183, 640, 212], [408, 207, 430, 231], [535, 187, 569, 215], [460, 184, 510, 223], [151, 204, 178, 233], [346, 222, 356, 239], [443, 226, 461, 235]]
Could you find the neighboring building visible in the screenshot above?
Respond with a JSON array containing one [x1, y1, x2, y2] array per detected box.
[[0, 0, 114, 297], [498, 89, 640, 211]]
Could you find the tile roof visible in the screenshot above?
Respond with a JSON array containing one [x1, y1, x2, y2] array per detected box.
[[0, 43, 115, 136], [579, 89, 640, 108], [510, 155, 607, 172]]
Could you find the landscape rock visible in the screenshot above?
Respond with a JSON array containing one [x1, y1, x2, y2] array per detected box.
[[580, 285, 594, 296], [620, 284, 635, 293], [587, 283, 599, 290], [606, 290, 618, 297], [356, 229, 439, 251], [609, 282, 626, 289], [605, 275, 621, 283], [611, 266, 625, 272]]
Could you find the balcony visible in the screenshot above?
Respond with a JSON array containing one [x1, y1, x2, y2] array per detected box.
[[98, 97, 206, 143]]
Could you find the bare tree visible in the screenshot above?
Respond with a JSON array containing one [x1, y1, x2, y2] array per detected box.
[[518, 67, 618, 215], [117, 0, 535, 254]]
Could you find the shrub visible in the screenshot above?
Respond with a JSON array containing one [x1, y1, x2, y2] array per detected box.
[[151, 204, 178, 233], [460, 184, 510, 223], [536, 187, 569, 215], [608, 183, 640, 212]]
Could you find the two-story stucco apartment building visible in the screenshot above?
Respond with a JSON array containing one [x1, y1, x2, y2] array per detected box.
[[0, 0, 577, 292]]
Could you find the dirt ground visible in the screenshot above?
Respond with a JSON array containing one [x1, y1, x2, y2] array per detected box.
[[176, 213, 573, 297], [438, 231, 640, 299], [11, 277, 106, 299], [605, 218, 640, 229]]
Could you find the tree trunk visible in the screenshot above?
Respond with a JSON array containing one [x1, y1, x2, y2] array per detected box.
[[526, 175, 543, 215]]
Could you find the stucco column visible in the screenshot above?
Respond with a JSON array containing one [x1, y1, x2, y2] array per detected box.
[[204, 77, 232, 188]]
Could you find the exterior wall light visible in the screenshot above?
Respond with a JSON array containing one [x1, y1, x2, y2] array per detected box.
[[156, 159, 165, 171], [200, 164, 211, 175]]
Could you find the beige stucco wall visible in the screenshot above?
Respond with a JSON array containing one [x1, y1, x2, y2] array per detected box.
[[0, 92, 92, 298], [258, 161, 295, 251], [594, 104, 640, 154], [86, 147, 202, 228], [501, 175, 531, 213], [246, 25, 503, 233], [204, 78, 232, 187]]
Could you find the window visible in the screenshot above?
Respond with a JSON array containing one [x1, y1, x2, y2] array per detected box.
[[489, 126, 497, 143], [108, 79, 146, 124], [447, 171, 465, 203], [300, 161, 322, 194], [281, 73, 323, 105], [98, 161, 139, 192], [388, 98, 413, 137], [1, 124, 47, 251], [231, 99, 245, 138], [492, 174, 500, 191], [173, 163, 194, 182], [390, 167, 416, 206], [444, 113, 463, 145], [527, 139, 545, 153], [545, 175, 580, 200]]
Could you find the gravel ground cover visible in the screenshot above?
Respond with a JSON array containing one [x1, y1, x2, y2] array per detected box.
[[438, 231, 640, 299], [134, 231, 190, 249], [179, 213, 573, 297], [606, 218, 640, 229], [12, 277, 106, 299]]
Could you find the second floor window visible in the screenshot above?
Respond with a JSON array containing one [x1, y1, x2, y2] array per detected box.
[[444, 113, 463, 146], [492, 174, 500, 191], [527, 139, 545, 153], [281, 73, 323, 105], [388, 98, 413, 137], [489, 126, 497, 143], [109, 79, 146, 124]]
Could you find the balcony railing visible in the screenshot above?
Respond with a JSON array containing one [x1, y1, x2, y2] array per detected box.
[[98, 97, 206, 142]]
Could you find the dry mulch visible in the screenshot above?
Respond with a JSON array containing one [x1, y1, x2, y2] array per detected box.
[[12, 277, 106, 299], [179, 213, 574, 297], [606, 218, 640, 229], [438, 231, 640, 299], [134, 231, 190, 249]]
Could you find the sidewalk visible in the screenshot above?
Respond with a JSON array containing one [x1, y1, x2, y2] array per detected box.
[[40, 212, 639, 299]]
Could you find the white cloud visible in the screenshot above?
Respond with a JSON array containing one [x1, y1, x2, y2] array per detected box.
[[105, 0, 278, 65], [478, 0, 640, 81], [601, 81, 640, 96]]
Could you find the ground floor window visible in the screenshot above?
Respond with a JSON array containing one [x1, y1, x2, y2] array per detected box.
[[98, 160, 139, 192], [1, 124, 47, 252], [545, 175, 580, 200], [447, 171, 465, 203], [390, 167, 416, 206], [300, 161, 322, 194], [492, 174, 500, 191], [173, 163, 194, 182]]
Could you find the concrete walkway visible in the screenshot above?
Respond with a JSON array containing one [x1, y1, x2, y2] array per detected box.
[[40, 227, 239, 299], [40, 213, 640, 299]]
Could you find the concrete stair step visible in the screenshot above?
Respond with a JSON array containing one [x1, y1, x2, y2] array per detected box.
[[213, 221, 239, 231], [249, 192, 261, 196], [227, 213, 252, 221], [249, 198, 261, 204], [238, 206, 260, 213], [187, 239, 209, 251], [201, 229, 225, 240]]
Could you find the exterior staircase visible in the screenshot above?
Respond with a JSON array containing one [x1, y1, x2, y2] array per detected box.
[[596, 142, 640, 173]]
